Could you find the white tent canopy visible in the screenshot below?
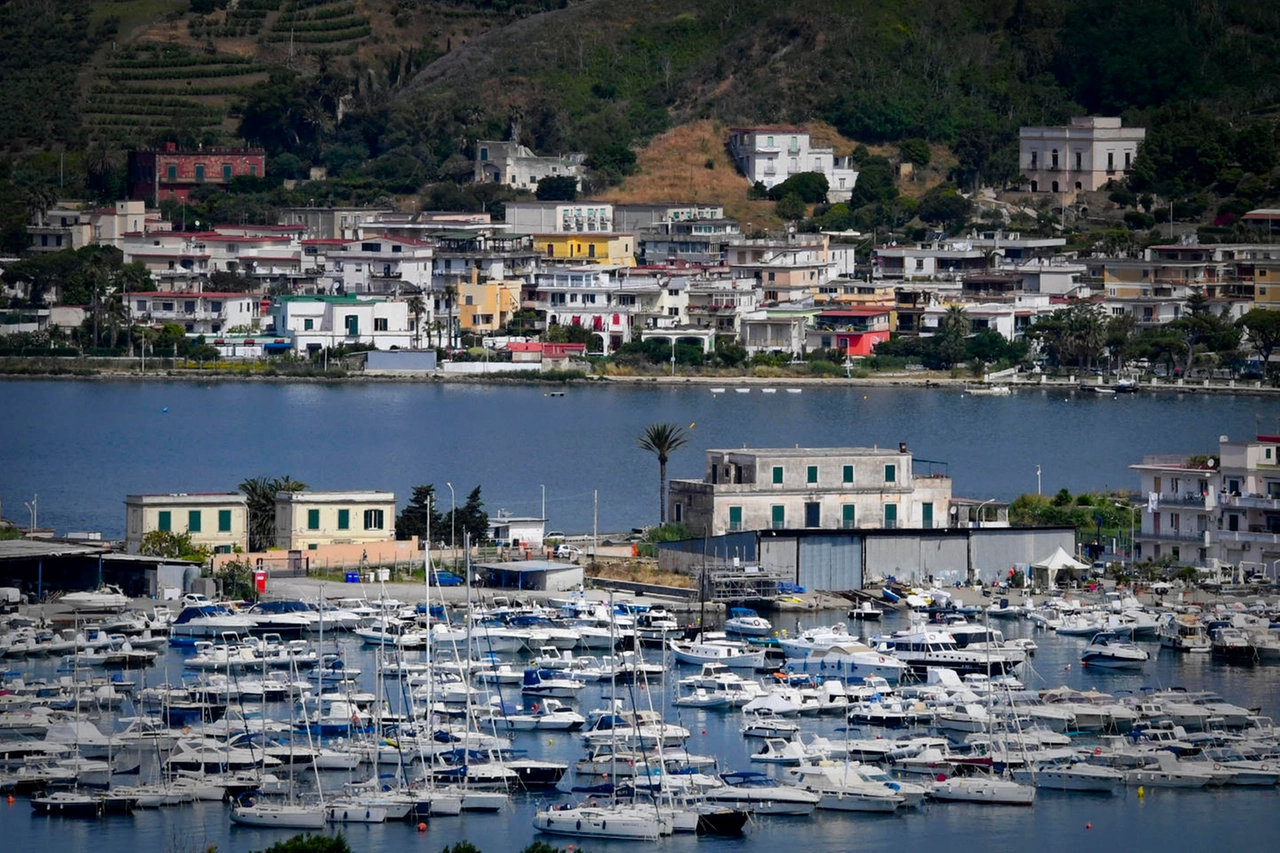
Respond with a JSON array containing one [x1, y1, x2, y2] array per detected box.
[[1030, 546, 1089, 588]]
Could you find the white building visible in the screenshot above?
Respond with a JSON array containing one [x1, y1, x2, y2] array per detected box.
[[128, 291, 259, 335], [670, 445, 952, 537], [322, 237, 433, 295], [124, 493, 249, 555], [728, 128, 859, 202], [29, 200, 162, 254], [274, 491, 397, 550], [504, 201, 614, 234], [474, 138, 586, 191], [1020, 117, 1146, 195], [272, 295, 412, 354]]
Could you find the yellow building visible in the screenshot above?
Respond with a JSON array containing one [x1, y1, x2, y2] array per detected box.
[[534, 233, 636, 266], [124, 493, 248, 555], [274, 491, 396, 550], [459, 280, 522, 333]]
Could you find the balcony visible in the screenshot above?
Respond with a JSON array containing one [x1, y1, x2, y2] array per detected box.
[[1217, 529, 1280, 548], [1138, 529, 1209, 544], [1224, 493, 1280, 511], [1155, 492, 1215, 510]]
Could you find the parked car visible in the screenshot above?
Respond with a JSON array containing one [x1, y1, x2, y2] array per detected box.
[[554, 545, 583, 561], [431, 571, 464, 587]]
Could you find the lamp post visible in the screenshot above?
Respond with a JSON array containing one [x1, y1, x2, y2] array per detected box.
[[446, 482, 456, 571], [23, 494, 37, 534], [670, 336, 676, 376], [1113, 501, 1134, 569], [1035, 465, 1042, 496], [974, 498, 995, 528], [541, 484, 546, 524]]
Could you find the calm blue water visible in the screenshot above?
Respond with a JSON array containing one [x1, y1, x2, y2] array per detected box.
[[0, 380, 1273, 537], [5, 610, 1280, 852]]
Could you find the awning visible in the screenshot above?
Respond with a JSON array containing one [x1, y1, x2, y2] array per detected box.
[[263, 341, 293, 352]]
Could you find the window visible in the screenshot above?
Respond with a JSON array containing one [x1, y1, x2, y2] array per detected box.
[[1029, 151, 1037, 170], [842, 465, 854, 484], [222, 164, 232, 181], [884, 503, 898, 529], [884, 464, 896, 483], [303, 318, 314, 331], [1075, 151, 1082, 171], [673, 502, 683, 523], [136, 299, 148, 311], [772, 466, 784, 485], [842, 505, 856, 529], [771, 505, 785, 529], [249, 164, 258, 177], [374, 318, 388, 331], [184, 301, 196, 313], [344, 314, 359, 335], [479, 147, 488, 161], [158, 511, 171, 532], [307, 509, 320, 530], [188, 510, 201, 533], [804, 502, 820, 528], [195, 164, 205, 182], [1228, 514, 1240, 532], [363, 509, 384, 530], [218, 509, 231, 532], [807, 465, 818, 485], [922, 502, 934, 530], [728, 506, 743, 532], [337, 509, 350, 530], [1050, 149, 1059, 169], [1107, 151, 1115, 171]]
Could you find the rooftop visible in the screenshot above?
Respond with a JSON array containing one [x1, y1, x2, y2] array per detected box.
[[707, 446, 911, 458]]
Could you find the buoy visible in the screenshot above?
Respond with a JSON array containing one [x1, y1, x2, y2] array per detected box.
[[7, 795, 13, 804], [1137, 785, 1145, 798], [548, 738, 554, 745], [161, 407, 169, 413], [702, 730, 707, 735], [1064, 664, 1071, 671], [416, 822, 427, 832], [1085, 823, 1092, 830]]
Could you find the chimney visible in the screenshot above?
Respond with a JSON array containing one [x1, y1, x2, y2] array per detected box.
[[899, 442, 908, 453]]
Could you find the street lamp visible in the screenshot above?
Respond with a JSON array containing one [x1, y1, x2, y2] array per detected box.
[[1114, 501, 1134, 569], [446, 482, 456, 569], [670, 336, 676, 376], [541, 484, 546, 524], [1035, 465, 1042, 496], [23, 494, 37, 534], [974, 498, 995, 528]]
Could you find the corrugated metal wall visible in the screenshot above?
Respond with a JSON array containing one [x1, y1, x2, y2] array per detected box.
[[797, 535, 863, 590], [759, 536, 800, 582], [657, 532, 756, 574], [970, 528, 1078, 584], [865, 535, 968, 585]]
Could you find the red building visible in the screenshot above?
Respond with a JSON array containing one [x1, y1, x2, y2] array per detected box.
[[807, 306, 894, 356], [129, 143, 267, 203]]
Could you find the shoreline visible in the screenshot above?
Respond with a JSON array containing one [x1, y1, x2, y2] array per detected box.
[[1, 366, 1277, 396]]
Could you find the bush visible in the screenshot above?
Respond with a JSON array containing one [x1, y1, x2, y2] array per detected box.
[[767, 172, 829, 203], [898, 138, 930, 166]]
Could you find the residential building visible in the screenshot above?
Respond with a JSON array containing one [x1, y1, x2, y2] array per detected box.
[[504, 201, 614, 234], [684, 276, 761, 335], [279, 206, 395, 241], [805, 306, 892, 356], [124, 493, 249, 555], [473, 134, 586, 191], [613, 203, 726, 234], [128, 143, 266, 203], [669, 445, 952, 538], [738, 307, 817, 355], [1019, 116, 1145, 195], [535, 266, 641, 353], [274, 491, 397, 550], [458, 279, 521, 333], [873, 241, 989, 282], [534, 233, 636, 266], [488, 510, 547, 548], [432, 231, 541, 291], [728, 233, 834, 302], [128, 291, 259, 335], [272, 294, 412, 354], [638, 219, 740, 266], [1217, 435, 1280, 572], [322, 237, 433, 295], [727, 128, 859, 201], [28, 200, 161, 254]]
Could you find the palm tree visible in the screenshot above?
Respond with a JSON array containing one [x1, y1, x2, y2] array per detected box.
[[407, 295, 425, 350], [442, 283, 458, 350], [637, 423, 689, 525], [240, 475, 307, 551]]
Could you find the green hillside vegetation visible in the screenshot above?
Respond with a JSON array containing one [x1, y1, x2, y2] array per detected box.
[[4, 0, 1280, 254]]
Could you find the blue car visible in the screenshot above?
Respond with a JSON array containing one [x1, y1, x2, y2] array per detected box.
[[432, 571, 464, 587]]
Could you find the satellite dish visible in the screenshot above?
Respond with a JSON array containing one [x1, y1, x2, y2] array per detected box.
[[1207, 458, 1216, 468]]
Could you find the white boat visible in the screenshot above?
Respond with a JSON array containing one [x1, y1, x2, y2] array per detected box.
[[231, 799, 327, 828], [1011, 761, 1126, 792], [929, 774, 1035, 805], [1157, 614, 1211, 653], [705, 770, 819, 815], [749, 735, 826, 765], [740, 709, 802, 738], [497, 698, 586, 731], [847, 600, 884, 620], [170, 604, 256, 638], [668, 638, 766, 669], [521, 668, 586, 698], [1125, 752, 1212, 788], [1081, 632, 1149, 670], [786, 763, 906, 812], [533, 802, 664, 840], [326, 802, 388, 823], [874, 627, 1020, 675], [724, 607, 772, 637], [785, 642, 908, 684], [59, 585, 130, 613], [966, 384, 1012, 396], [777, 623, 858, 657], [673, 687, 733, 709]]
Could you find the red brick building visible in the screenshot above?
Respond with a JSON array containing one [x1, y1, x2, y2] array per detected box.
[[129, 143, 267, 203]]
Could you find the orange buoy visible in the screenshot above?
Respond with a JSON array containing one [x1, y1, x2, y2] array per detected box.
[[1086, 823, 1092, 830], [417, 822, 427, 832]]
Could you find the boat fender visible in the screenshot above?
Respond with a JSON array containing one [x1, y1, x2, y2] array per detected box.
[[1213, 763, 1222, 770], [878, 656, 886, 663], [1262, 764, 1269, 770], [1094, 748, 1102, 755], [576, 820, 581, 830]]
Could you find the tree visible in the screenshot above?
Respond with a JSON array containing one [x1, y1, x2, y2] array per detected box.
[[445, 486, 488, 546], [535, 176, 578, 201], [1238, 308, 1280, 381], [406, 295, 426, 350], [139, 530, 211, 563], [252, 834, 352, 853], [637, 423, 689, 524], [240, 475, 307, 552], [774, 193, 806, 221], [916, 185, 972, 231], [936, 305, 970, 368], [395, 484, 443, 541], [767, 172, 829, 204]]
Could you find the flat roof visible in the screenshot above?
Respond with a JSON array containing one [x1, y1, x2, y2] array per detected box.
[[0, 540, 108, 560], [706, 446, 908, 458], [277, 490, 395, 501], [476, 560, 579, 573]]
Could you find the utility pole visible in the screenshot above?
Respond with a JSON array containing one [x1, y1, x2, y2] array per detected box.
[[592, 489, 598, 567]]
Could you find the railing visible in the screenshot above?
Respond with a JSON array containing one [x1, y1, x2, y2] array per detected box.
[[1139, 530, 1208, 543], [1218, 529, 1280, 545], [1226, 494, 1280, 511]]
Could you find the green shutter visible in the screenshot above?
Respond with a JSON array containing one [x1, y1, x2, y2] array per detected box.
[[728, 506, 742, 531], [188, 510, 201, 532], [218, 509, 231, 532], [337, 509, 350, 530], [158, 511, 171, 532], [884, 503, 897, 528], [884, 464, 896, 483], [842, 505, 855, 529], [807, 465, 818, 484], [923, 503, 933, 529], [772, 466, 784, 485], [771, 505, 785, 529], [842, 465, 854, 484], [307, 508, 320, 530]]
